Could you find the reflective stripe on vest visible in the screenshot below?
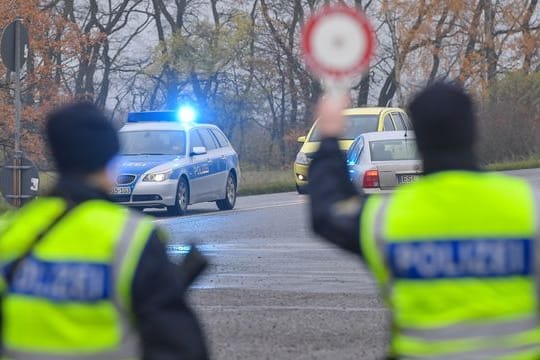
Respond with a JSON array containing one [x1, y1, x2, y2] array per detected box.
[[110, 213, 146, 359], [3, 346, 136, 360], [401, 342, 540, 360], [0, 199, 152, 359], [374, 197, 391, 297], [401, 315, 539, 341], [362, 171, 540, 359]]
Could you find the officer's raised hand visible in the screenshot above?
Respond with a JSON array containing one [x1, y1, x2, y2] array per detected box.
[[308, 94, 364, 255]]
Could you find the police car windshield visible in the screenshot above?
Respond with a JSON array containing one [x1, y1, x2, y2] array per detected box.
[[119, 131, 186, 156], [310, 115, 379, 141]]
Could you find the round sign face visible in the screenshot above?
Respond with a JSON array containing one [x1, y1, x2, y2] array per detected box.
[[1, 20, 29, 72], [301, 6, 375, 80]]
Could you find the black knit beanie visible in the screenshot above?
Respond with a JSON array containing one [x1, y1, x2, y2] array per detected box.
[[408, 82, 476, 156], [46, 102, 119, 175]]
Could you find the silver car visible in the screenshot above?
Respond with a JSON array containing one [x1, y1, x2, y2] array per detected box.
[[111, 111, 240, 215], [346, 131, 422, 194]]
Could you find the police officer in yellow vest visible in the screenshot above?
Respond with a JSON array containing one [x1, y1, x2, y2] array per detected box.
[[0, 102, 209, 359], [309, 82, 540, 359]]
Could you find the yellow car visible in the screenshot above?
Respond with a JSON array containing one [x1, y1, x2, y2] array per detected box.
[[294, 107, 411, 194]]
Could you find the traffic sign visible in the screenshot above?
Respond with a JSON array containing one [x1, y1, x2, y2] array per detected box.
[[1, 20, 29, 72], [0, 155, 39, 207], [301, 6, 375, 81]]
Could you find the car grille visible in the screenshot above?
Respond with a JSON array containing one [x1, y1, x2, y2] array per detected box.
[[111, 195, 130, 203], [132, 195, 163, 202], [116, 174, 136, 185]]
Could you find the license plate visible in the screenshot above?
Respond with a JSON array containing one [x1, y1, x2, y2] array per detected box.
[[111, 186, 132, 195], [398, 174, 419, 184]]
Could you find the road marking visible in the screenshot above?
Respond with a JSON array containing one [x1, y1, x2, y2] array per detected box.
[[154, 200, 305, 222], [236, 201, 306, 213], [205, 272, 366, 278], [197, 304, 387, 312], [167, 246, 335, 255]]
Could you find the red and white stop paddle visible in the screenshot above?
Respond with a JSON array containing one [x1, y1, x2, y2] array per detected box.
[[301, 5, 376, 97]]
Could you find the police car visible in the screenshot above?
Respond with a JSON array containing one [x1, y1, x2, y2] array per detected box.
[[111, 107, 240, 215]]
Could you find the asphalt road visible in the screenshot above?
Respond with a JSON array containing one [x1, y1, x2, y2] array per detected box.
[[154, 169, 540, 360]]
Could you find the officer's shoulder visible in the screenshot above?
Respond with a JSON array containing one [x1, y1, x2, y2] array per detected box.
[[7, 197, 66, 222], [77, 199, 125, 213]]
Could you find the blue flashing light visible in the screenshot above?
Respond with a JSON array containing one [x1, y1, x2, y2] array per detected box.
[[177, 105, 197, 123]]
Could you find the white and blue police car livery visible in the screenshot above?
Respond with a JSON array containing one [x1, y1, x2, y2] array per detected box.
[[112, 109, 240, 215]]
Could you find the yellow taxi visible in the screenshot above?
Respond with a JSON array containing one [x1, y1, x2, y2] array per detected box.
[[294, 107, 411, 193]]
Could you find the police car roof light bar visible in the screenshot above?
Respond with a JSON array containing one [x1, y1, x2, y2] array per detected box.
[[127, 111, 178, 123]]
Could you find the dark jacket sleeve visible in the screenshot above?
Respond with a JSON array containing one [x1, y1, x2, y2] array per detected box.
[[132, 230, 209, 360], [309, 137, 366, 256]]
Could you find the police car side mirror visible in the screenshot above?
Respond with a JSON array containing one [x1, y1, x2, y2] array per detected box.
[[297, 136, 306, 143], [191, 146, 207, 156]]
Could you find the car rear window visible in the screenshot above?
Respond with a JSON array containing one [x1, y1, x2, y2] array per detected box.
[[369, 139, 419, 161], [310, 115, 379, 141]]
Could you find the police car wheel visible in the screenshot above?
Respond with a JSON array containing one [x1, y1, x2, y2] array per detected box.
[[216, 173, 236, 211], [167, 177, 189, 216]]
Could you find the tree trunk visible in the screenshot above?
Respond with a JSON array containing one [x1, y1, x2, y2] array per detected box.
[[521, 0, 538, 73], [356, 73, 370, 106], [378, 68, 396, 106], [484, 0, 497, 88]]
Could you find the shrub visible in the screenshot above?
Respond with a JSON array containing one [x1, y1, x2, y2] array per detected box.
[[478, 72, 540, 163]]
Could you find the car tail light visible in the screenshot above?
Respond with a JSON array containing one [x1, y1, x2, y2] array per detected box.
[[363, 169, 380, 188]]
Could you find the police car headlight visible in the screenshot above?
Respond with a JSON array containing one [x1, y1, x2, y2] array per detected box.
[[143, 170, 173, 182], [295, 152, 310, 165]]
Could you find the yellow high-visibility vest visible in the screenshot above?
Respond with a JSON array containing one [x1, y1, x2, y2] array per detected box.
[[0, 197, 154, 359], [361, 171, 540, 359]]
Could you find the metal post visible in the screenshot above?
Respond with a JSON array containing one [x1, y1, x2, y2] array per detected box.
[[14, 18, 22, 207], [14, 19, 21, 155]]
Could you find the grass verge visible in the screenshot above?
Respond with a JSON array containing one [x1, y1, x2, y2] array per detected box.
[[239, 169, 295, 196], [486, 157, 540, 171]]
